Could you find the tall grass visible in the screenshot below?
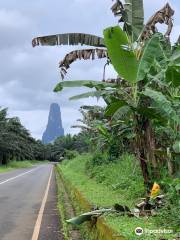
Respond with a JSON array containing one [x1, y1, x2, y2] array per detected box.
[[0, 160, 42, 173], [59, 153, 177, 240]]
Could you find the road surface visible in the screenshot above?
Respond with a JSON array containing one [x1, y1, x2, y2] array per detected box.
[[0, 164, 63, 240]]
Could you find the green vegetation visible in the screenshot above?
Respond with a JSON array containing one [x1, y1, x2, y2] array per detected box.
[[55, 169, 69, 240], [0, 160, 40, 173], [0, 107, 88, 165], [44, 133, 89, 162], [59, 154, 178, 239], [0, 107, 51, 165], [60, 154, 143, 207], [55, 165, 82, 240]]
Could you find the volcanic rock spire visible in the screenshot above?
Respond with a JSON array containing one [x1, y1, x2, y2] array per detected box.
[[42, 103, 64, 144]]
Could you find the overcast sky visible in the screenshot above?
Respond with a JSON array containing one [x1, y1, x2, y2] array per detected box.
[[0, 0, 179, 139]]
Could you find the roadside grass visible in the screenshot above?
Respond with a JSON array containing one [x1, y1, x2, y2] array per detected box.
[[0, 166, 13, 173], [0, 160, 46, 173], [59, 154, 177, 240], [55, 167, 69, 240], [55, 165, 82, 240], [59, 153, 144, 207]]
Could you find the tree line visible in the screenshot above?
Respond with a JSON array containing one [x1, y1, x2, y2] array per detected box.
[[0, 107, 89, 165], [0, 107, 44, 164]]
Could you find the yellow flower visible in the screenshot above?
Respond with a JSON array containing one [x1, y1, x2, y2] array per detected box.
[[150, 182, 160, 198]]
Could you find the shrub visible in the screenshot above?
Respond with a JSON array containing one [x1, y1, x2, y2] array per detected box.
[[155, 178, 180, 231], [64, 149, 78, 160]]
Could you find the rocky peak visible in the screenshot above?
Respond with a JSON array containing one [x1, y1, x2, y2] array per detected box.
[[42, 103, 64, 144]]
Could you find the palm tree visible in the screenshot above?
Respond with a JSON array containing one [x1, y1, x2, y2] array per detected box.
[[0, 108, 49, 164]]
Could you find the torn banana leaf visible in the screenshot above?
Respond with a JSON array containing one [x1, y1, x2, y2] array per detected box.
[[59, 48, 107, 79], [139, 3, 174, 41], [111, 0, 144, 41], [32, 33, 105, 47], [66, 208, 114, 225]]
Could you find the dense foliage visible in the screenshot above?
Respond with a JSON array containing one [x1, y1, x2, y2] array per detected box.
[[42, 132, 90, 162], [0, 107, 47, 164], [0, 107, 90, 165]]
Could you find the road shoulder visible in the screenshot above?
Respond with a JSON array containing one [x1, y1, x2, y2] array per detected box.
[[38, 168, 64, 240]]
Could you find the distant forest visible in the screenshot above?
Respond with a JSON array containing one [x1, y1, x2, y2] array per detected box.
[[0, 107, 89, 165]]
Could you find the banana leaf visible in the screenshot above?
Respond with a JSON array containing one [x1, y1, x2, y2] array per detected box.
[[105, 100, 127, 117], [103, 26, 138, 83], [111, 0, 144, 41], [142, 88, 179, 124], [137, 33, 164, 81], [32, 33, 105, 47], [69, 90, 107, 101], [54, 80, 117, 92], [166, 46, 180, 87], [139, 3, 174, 41], [166, 66, 180, 87], [96, 125, 109, 138], [66, 209, 114, 225], [59, 48, 107, 79], [124, 0, 144, 41]]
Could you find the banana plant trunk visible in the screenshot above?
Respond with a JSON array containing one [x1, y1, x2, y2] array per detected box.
[[146, 121, 159, 179], [134, 114, 150, 187], [134, 81, 159, 188], [134, 114, 159, 188]]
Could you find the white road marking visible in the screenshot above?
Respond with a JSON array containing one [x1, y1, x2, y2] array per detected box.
[[0, 167, 40, 186], [31, 167, 53, 240]]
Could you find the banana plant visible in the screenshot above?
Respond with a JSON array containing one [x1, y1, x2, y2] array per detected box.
[[32, 0, 179, 187], [53, 31, 179, 185], [103, 27, 179, 185]]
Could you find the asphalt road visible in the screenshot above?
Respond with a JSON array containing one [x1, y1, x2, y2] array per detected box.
[[0, 164, 63, 240]]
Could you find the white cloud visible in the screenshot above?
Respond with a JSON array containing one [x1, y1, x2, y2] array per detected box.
[[0, 9, 29, 29], [9, 110, 48, 139]]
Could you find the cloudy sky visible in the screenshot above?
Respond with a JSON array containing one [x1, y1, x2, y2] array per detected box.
[[0, 0, 179, 139]]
